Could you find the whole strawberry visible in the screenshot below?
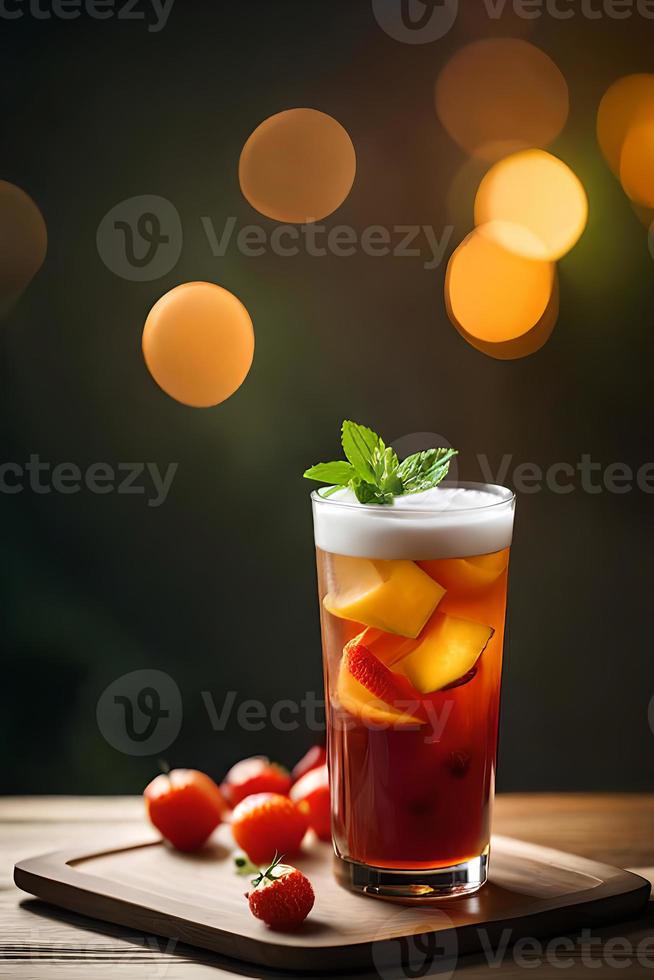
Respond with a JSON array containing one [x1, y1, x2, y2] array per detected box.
[[290, 764, 331, 842], [231, 792, 308, 865], [221, 756, 291, 808], [144, 768, 226, 852], [247, 854, 314, 930]]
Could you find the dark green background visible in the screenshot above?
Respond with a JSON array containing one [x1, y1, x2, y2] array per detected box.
[[2, 0, 653, 793]]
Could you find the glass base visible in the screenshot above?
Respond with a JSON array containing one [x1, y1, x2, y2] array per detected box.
[[334, 849, 488, 901]]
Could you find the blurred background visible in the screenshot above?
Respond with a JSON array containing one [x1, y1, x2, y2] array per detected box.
[[1, 0, 653, 794]]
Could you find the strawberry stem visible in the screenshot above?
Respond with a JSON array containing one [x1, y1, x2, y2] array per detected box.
[[251, 851, 285, 888]]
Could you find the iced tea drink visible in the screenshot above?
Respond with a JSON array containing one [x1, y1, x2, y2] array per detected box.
[[312, 482, 515, 899]]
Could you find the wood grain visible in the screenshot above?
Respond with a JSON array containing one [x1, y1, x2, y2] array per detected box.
[[3, 795, 654, 978], [12, 827, 650, 971]]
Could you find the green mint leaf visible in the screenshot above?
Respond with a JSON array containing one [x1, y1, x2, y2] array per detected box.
[[341, 421, 384, 484], [303, 422, 458, 507], [351, 479, 377, 504], [351, 478, 387, 505], [303, 461, 357, 485], [379, 446, 402, 495], [397, 448, 458, 494]]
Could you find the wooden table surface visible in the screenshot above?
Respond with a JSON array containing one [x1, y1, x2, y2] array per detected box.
[[2, 795, 653, 978]]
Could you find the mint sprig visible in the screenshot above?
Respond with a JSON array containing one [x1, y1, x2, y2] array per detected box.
[[303, 421, 457, 505], [397, 447, 458, 494]]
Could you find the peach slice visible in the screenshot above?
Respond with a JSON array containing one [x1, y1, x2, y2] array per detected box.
[[336, 642, 425, 727], [418, 548, 509, 594], [324, 556, 445, 638], [392, 612, 494, 694]]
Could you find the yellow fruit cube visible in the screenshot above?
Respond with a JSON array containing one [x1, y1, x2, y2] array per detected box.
[[419, 549, 509, 594], [323, 556, 445, 638], [393, 612, 494, 694]]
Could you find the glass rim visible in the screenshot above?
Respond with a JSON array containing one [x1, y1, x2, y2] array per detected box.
[[311, 481, 515, 516]]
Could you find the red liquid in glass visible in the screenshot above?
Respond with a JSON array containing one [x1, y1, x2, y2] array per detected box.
[[317, 547, 509, 870]]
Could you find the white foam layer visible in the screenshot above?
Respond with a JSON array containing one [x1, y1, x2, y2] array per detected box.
[[312, 483, 515, 559]]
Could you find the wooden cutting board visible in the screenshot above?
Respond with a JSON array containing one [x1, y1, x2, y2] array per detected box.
[[14, 827, 650, 973]]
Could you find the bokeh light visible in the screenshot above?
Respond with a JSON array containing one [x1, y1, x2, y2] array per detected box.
[[142, 282, 254, 408], [239, 108, 356, 223], [474, 149, 588, 261], [0, 180, 47, 316], [597, 73, 654, 176], [445, 224, 555, 344], [435, 39, 568, 162], [448, 272, 559, 360], [619, 120, 654, 208]]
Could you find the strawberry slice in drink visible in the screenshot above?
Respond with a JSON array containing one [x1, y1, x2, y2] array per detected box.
[[336, 641, 425, 728]]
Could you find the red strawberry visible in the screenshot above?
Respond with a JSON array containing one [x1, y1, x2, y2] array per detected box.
[[221, 756, 291, 808], [231, 793, 308, 865], [291, 744, 326, 783], [344, 641, 420, 708], [290, 764, 331, 841], [144, 768, 226, 852], [247, 854, 314, 930]]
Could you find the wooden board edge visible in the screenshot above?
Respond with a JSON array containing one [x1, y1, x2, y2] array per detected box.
[[13, 839, 652, 974]]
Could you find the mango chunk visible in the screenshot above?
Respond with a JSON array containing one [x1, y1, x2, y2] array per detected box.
[[324, 556, 445, 638], [392, 612, 494, 694], [419, 549, 509, 594]]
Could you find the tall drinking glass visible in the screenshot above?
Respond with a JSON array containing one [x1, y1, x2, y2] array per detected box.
[[312, 482, 515, 899]]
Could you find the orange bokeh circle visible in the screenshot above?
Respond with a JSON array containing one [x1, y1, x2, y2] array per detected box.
[[619, 118, 654, 208], [142, 282, 254, 408], [0, 180, 47, 315], [445, 224, 555, 344], [435, 39, 568, 162], [447, 272, 559, 360], [597, 73, 654, 176], [474, 149, 588, 261], [239, 108, 356, 223]]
